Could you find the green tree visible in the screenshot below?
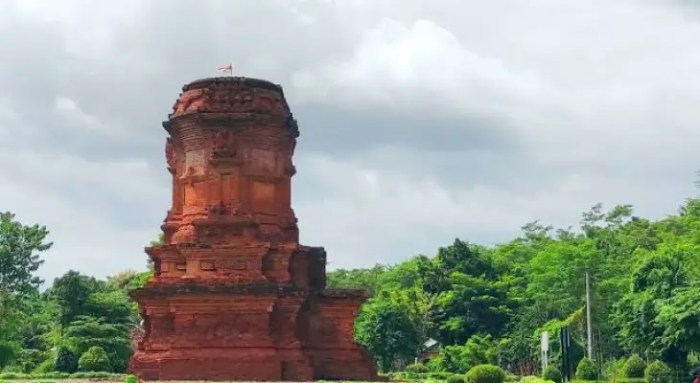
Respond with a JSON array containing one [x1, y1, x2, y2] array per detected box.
[[432, 272, 512, 345], [355, 291, 420, 372], [48, 270, 102, 333], [327, 264, 388, 296], [64, 316, 131, 372], [613, 250, 691, 366], [0, 212, 52, 335]]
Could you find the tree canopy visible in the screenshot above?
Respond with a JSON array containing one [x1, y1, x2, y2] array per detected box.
[[3, 194, 700, 376]]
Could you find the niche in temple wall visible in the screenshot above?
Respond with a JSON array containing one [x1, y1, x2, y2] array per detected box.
[[183, 149, 207, 176], [251, 180, 275, 212], [181, 149, 208, 208], [248, 148, 277, 176]]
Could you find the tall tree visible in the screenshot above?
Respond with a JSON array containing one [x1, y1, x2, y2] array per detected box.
[[48, 270, 103, 334], [0, 212, 52, 340]]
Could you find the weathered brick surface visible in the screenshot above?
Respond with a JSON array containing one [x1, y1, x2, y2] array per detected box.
[[128, 77, 377, 381]]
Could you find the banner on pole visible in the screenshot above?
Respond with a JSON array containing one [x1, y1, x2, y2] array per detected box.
[[541, 331, 549, 352]]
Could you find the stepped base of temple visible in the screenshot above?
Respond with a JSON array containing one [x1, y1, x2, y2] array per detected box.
[[129, 348, 377, 381], [128, 283, 378, 381]]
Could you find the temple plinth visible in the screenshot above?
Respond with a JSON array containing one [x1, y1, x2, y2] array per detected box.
[[128, 77, 378, 381]]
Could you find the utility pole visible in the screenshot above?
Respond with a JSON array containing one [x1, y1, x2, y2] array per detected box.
[[585, 271, 593, 359]]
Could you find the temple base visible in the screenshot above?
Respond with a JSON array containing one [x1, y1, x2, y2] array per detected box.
[[128, 285, 379, 381], [129, 349, 314, 381], [129, 348, 378, 381]]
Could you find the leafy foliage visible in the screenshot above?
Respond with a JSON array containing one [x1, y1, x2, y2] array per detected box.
[[522, 377, 555, 383], [0, 212, 52, 297], [4, 185, 700, 377], [54, 347, 77, 373], [0, 212, 52, 345], [325, 197, 700, 376], [542, 365, 561, 383], [355, 291, 420, 372], [575, 357, 598, 380], [447, 375, 467, 383], [405, 363, 428, 373], [77, 346, 111, 372], [644, 360, 672, 383], [0, 342, 18, 370], [624, 354, 646, 378], [465, 364, 506, 383]]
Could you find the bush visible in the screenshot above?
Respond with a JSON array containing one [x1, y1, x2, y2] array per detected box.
[[448, 375, 467, 383], [406, 363, 429, 374], [54, 347, 77, 373], [429, 372, 455, 380], [0, 343, 18, 370], [11, 349, 48, 373], [603, 357, 627, 381], [522, 376, 554, 383], [505, 372, 519, 382], [32, 359, 55, 374], [34, 372, 70, 379], [0, 372, 98, 380], [576, 357, 598, 380], [624, 355, 647, 378], [645, 360, 672, 383], [466, 364, 506, 383], [69, 372, 122, 378], [77, 346, 111, 372], [543, 365, 562, 383]]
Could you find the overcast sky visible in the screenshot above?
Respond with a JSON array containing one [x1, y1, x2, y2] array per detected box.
[[1, 0, 699, 285]]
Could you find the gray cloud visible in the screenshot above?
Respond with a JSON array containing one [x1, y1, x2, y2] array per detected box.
[[1, 0, 699, 282]]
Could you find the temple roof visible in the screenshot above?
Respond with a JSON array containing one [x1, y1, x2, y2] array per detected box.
[[182, 76, 283, 93]]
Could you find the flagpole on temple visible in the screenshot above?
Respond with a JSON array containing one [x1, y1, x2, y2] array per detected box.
[[216, 63, 234, 77]]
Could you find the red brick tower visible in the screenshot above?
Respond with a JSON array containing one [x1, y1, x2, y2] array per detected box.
[[128, 77, 378, 381]]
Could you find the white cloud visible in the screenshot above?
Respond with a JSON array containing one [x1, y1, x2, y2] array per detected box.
[[291, 18, 553, 117]]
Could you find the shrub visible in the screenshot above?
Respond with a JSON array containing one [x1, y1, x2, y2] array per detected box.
[[522, 376, 554, 383], [34, 372, 70, 379], [576, 357, 598, 380], [645, 360, 672, 383], [406, 363, 429, 374], [505, 372, 519, 382], [69, 371, 122, 378], [77, 346, 111, 372], [466, 364, 506, 383], [11, 349, 48, 373], [603, 357, 627, 381], [0, 343, 18, 370], [429, 372, 455, 380], [448, 375, 467, 383], [32, 359, 55, 374], [54, 347, 77, 373], [543, 365, 562, 383], [0, 372, 75, 380], [624, 355, 646, 378]]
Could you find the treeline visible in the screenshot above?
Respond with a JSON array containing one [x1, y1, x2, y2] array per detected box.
[[327, 200, 700, 377], [0, 211, 151, 374], [1, 197, 700, 378]]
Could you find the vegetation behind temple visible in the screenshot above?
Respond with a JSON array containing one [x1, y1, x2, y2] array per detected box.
[[1, 196, 700, 380]]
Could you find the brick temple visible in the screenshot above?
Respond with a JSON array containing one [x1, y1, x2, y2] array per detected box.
[[128, 77, 378, 381]]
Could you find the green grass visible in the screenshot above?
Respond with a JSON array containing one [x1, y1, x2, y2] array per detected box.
[[0, 371, 124, 380]]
